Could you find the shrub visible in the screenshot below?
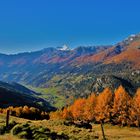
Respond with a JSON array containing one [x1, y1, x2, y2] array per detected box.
[[11, 122, 69, 140], [17, 131, 29, 139], [0, 124, 6, 135], [11, 124, 23, 135], [8, 120, 17, 130]]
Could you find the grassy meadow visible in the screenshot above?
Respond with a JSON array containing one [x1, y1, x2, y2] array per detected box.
[[0, 113, 140, 140], [26, 86, 66, 108]]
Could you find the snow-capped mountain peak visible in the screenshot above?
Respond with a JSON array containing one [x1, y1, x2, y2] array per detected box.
[[57, 44, 70, 51]]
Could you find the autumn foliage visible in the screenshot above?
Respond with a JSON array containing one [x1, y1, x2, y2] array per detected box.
[[112, 86, 132, 126], [51, 85, 140, 127], [0, 106, 49, 120]]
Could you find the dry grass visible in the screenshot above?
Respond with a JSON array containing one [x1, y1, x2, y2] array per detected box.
[[0, 134, 19, 140], [32, 119, 98, 140], [93, 123, 140, 140], [1, 113, 140, 139]]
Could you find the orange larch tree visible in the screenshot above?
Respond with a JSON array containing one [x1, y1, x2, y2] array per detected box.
[[70, 98, 86, 120], [95, 87, 113, 123], [83, 93, 97, 121], [22, 105, 30, 115], [62, 107, 73, 120], [131, 88, 140, 127], [112, 85, 132, 126], [15, 107, 23, 117]]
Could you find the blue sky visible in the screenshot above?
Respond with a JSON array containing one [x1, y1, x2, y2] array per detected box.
[[0, 0, 140, 54]]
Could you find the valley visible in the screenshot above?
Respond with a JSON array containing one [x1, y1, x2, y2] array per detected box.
[[1, 0, 140, 139], [0, 34, 140, 140], [0, 34, 139, 108]]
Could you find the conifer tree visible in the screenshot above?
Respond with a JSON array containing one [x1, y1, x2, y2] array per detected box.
[[70, 98, 86, 120], [83, 94, 97, 121], [112, 85, 131, 126], [95, 87, 113, 122]]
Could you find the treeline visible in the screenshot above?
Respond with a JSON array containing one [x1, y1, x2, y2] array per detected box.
[[51, 86, 140, 127], [0, 106, 49, 120]]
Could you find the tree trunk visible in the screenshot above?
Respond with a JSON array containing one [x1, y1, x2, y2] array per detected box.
[[6, 110, 10, 128], [100, 120, 106, 140]]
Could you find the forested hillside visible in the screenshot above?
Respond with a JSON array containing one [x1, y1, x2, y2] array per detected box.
[[0, 34, 140, 107], [52, 86, 140, 127]]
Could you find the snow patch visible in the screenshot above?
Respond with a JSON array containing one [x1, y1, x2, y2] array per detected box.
[[57, 44, 70, 51]]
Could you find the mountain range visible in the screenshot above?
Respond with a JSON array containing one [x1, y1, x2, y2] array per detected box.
[[0, 34, 140, 107]]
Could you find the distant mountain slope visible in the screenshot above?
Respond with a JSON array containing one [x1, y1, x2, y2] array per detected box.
[[74, 34, 140, 67], [0, 81, 55, 111], [0, 45, 110, 83], [105, 40, 140, 67], [0, 34, 139, 99], [0, 81, 39, 95]]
